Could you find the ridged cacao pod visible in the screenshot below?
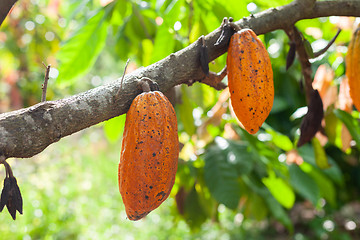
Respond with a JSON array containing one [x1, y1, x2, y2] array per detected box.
[[346, 25, 360, 111], [227, 28, 274, 134], [119, 91, 179, 221]]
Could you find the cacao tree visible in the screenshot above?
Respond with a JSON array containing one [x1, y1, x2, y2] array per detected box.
[[1, 0, 360, 239]]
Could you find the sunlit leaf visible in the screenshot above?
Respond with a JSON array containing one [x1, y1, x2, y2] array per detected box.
[[150, 24, 175, 64], [178, 86, 196, 136], [311, 137, 330, 169], [142, 39, 154, 66], [57, 8, 110, 84], [265, 126, 293, 151], [103, 114, 126, 143], [324, 107, 338, 144], [189, 17, 207, 43], [334, 109, 360, 151], [262, 171, 295, 209]]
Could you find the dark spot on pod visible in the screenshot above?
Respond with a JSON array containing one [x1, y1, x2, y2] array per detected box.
[[145, 195, 149, 200], [149, 186, 153, 189], [153, 152, 156, 157], [156, 191, 167, 201]]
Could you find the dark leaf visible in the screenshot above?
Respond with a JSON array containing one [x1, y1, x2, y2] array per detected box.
[[214, 24, 235, 47], [200, 45, 209, 76], [0, 177, 11, 212], [175, 186, 186, 215], [6, 198, 17, 220], [1, 176, 23, 220], [297, 89, 324, 147], [286, 42, 296, 70], [10, 177, 23, 214]]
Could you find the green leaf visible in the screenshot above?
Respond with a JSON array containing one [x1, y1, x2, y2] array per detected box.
[[103, 114, 126, 143], [334, 109, 360, 151], [203, 139, 242, 209], [243, 175, 293, 232], [265, 194, 293, 232], [303, 39, 314, 58], [178, 85, 196, 136], [311, 138, 330, 169], [324, 107, 338, 144], [151, 24, 175, 64], [298, 144, 344, 186], [300, 161, 336, 207], [244, 192, 268, 221], [142, 39, 154, 66], [323, 156, 344, 186], [289, 164, 320, 205], [271, 97, 289, 113], [264, 126, 293, 151], [227, 140, 255, 175], [189, 17, 207, 43], [57, 9, 110, 84], [184, 184, 208, 231], [262, 171, 295, 209]]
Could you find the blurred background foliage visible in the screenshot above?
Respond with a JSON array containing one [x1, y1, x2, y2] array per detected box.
[[1, 0, 360, 239]]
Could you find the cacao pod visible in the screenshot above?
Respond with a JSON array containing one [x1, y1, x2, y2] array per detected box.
[[227, 28, 274, 134], [346, 25, 360, 111], [119, 90, 179, 221]]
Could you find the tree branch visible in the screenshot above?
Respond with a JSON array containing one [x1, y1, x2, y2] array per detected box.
[[1, 0, 360, 159], [0, 0, 17, 27]]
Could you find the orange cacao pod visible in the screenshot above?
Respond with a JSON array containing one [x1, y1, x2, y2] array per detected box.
[[119, 90, 179, 221], [227, 28, 274, 134], [346, 25, 360, 111]]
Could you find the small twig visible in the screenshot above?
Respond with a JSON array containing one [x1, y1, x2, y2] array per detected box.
[[3, 161, 13, 178], [313, 28, 341, 58], [41, 63, 51, 102], [286, 26, 313, 104], [116, 59, 130, 97], [200, 66, 228, 90]]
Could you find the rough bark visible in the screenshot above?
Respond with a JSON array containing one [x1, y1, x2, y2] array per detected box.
[[1, 0, 360, 159]]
